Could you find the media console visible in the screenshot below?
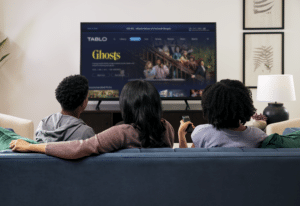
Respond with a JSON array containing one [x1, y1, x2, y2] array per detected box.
[[80, 110, 207, 143]]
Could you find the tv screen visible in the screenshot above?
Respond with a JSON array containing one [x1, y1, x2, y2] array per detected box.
[[80, 23, 216, 100]]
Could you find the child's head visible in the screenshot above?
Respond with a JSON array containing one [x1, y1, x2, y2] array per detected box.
[[145, 61, 153, 69], [189, 56, 195, 62], [201, 79, 256, 130], [55, 75, 89, 111]]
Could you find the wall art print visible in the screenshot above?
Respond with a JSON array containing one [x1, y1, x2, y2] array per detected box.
[[243, 0, 284, 29], [243, 32, 284, 88]]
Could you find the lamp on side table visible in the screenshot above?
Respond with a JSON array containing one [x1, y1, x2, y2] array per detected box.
[[257, 75, 296, 125]]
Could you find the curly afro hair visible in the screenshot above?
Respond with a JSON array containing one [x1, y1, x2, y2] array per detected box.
[[55, 75, 89, 111], [201, 79, 256, 130]]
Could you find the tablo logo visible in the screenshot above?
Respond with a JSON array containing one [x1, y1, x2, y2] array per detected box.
[[92, 50, 121, 61], [87, 37, 107, 42]]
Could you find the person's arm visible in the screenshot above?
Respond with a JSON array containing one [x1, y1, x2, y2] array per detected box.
[[10, 140, 46, 153], [45, 126, 127, 159], [178, 120, 195, 148], [10, 125, 128, 159]]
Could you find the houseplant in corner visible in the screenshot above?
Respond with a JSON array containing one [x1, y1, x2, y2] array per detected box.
[[0, 37, 10, 63]]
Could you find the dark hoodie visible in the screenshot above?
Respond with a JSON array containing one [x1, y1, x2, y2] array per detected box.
[[35, 113, 95, 143]]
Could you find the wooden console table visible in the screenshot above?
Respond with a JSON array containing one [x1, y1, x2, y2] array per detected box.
[[80, 110, 207, 143]]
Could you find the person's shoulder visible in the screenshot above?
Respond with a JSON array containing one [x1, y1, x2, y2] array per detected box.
[[41, 113, 61, 120], [247, 126, 268, 137], [191, 124, 214, 147], [160, 118, 175, 146], [39, 113, 62, 126], [192, 124, 215, 138], [161, 118, 174, 130], [106, 124, 138, 136], [194, 124, 214, 132]]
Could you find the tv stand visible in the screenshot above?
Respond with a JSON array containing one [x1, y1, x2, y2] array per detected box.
[[80, 109, 207, 143], [184, 100, 190, 110], [95, 100, 119, 111], [96, 100, 101, 111], [95, 99, 195, 111]]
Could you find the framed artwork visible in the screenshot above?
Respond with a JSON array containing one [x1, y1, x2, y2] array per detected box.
[[243, 32, 284, 88], [243, 0, 284, 29]]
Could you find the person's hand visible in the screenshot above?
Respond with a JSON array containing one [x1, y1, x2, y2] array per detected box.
[[178, 120, 194, 135], [191, 75, 195, 78], [9, 139, 32, 152]]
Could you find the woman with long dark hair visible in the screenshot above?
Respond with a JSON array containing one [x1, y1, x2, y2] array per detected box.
[[10, 80, 174, 159]]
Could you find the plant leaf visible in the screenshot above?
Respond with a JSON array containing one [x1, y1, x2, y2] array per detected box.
[[0, 53, 10, 62], [0, 38, 8, 48], [253, 46, 273, 72]]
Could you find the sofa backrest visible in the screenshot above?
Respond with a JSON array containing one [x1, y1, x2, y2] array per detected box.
[[1, 148, 300, 206], [0, 113, 34, 139], [266, 117, 300, 135]]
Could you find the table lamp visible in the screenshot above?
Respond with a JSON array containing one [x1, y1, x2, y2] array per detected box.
[[257, 74, 296, 125]]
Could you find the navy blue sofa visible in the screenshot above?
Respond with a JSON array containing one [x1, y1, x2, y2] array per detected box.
[[1, 148, 300, 206]]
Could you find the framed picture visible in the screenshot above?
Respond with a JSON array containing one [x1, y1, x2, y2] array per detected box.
[[243, 0, 284, 29], [243, 32, 284, 88]]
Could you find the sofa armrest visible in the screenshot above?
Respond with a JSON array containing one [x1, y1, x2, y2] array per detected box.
[[266, 118, 300, 135], [0, 113, 34, 140]]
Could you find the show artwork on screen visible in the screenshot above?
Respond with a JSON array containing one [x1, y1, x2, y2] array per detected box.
[[80, 23, 217, 100]]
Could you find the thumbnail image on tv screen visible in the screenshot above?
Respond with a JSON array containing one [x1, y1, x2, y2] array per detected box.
[[80, 23, 216, 100]]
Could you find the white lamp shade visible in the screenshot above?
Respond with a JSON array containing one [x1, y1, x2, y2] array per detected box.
[[257, 75, 296, 102]]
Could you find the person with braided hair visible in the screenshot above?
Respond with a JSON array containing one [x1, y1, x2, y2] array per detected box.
[[178, 79, 268, 148]]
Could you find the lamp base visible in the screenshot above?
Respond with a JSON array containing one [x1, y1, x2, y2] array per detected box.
[[263, 103, 289, 125]]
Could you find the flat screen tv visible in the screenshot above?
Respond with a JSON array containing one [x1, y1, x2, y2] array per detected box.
[[80, 23, 216, 100]]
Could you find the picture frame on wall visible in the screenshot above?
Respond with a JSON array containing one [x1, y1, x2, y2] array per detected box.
[[243, 32, 284, 88], [243, 0, 284, 30]]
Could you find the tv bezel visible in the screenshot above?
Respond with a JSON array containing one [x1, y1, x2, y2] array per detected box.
[[80, 22, 217, 101]]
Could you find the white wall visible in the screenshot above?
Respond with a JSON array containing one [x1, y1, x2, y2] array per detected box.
[[0, 0, 299, 132]]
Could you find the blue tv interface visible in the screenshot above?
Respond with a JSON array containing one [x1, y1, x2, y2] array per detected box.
[[80, 23, 216, 100]]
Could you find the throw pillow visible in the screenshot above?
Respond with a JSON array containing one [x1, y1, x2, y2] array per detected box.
[[282, 127, 300, 136], [5, 128, 15, 133]]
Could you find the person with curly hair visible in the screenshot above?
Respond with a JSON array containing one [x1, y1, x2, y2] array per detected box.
[[178, 79, 268, 148], [35, 75, 95, 143]]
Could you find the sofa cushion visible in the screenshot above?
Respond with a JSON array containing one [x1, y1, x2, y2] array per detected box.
[[282, 127, 300, 135]]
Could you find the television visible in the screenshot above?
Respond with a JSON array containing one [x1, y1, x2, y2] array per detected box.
[[80, 23, 216, 101]]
